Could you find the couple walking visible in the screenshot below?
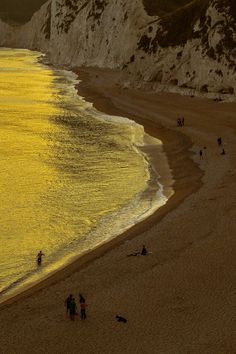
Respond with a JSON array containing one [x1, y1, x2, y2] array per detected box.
[[65, 293, 87, 321]]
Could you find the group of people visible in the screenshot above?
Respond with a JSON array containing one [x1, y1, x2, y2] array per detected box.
[[36, 243, 150, 324], [65, 293, 87, 321], [37, 244, 148, 323], [175, 116, 226, 158], [199, 137, 226, 160]]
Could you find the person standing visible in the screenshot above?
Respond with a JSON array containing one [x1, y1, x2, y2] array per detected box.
[[79, 293, 85, 304], [221, 148, 226, 155], [69, 298, 77, 321], [141, 245, 147, 256], [80, 301, 87, 320], [65, 294, 73, 316]]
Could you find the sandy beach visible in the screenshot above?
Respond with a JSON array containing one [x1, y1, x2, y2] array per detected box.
[[0, 67, 235, 354]]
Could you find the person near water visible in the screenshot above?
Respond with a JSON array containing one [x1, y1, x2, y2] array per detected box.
[[199, 150, 203, 159], [69, 298, 77, 321], [37, 251, 45, 265], [141, 245, 147, 256], [80, 301, 87, 320], [65, 294, 73, 315]]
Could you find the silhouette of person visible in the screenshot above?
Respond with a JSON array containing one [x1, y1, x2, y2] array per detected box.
[[217, 137, 222, 146], [37, 251, 45, 265], [69, 298, 77, 321], [80, 301, 87, 320], [141, 245, 147, 256], [79, 293, 85, 304], [65, 294, 73, 315], [199, 150, 203, 159], [177, 118, 182, 127], [221, 149, 226, 155]]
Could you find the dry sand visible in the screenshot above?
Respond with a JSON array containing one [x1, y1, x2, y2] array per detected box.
[[0, 68, 235, 354]]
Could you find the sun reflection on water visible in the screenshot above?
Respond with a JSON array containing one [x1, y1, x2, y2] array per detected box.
[[0, 49, 157, 299]]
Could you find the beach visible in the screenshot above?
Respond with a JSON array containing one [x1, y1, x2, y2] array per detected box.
[[0, 67, 235, 354]]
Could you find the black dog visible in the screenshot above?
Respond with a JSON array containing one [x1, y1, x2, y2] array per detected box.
[[116, 315, 127, 323]]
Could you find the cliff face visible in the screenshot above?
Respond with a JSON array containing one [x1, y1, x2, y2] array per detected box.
[[0, 0, 235, 99]]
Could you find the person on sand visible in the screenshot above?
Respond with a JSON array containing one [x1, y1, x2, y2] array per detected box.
[[127, 251, 140, 257], [65, 294, 73, 316], [69, 298, 77, 321], [80, 301, 87, 320], [37, 251, 45, 265], [79, 293, 85, 304], [116, 315, 127, 323], [221, 148, 226, 155], [141, 245, 147, 256], [217, 137, 222, 146], [199, 150, 203, 159], [177, 118, 181, 127], [181, 117, 185, 126]]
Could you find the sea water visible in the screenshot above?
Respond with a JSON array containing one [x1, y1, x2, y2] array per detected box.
[[0, 48, 172, 302]]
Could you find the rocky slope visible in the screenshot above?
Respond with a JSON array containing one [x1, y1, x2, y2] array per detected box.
[[0, 0, 48, 24], [0, 0, 235, 99]]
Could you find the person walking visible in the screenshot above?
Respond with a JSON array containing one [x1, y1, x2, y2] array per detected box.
[[69, 298, 77, 321], [37, 251, 45, 265], [199, 150, 203, 159], [80, 301, 87, 320], [65, 294, 73, 316]]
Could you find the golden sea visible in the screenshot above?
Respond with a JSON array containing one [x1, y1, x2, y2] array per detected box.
[[0, 48, 169, 302]]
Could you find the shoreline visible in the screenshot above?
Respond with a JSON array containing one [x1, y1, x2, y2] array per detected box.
[[1, 66, 236, 353], [0, 68, 202, 308]]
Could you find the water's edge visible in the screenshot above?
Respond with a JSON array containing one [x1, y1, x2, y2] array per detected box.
[[0, 51, 175, 305]]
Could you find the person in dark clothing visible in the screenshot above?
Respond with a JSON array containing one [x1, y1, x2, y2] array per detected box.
[[69, 298, 77, 321], [217, 137, 222, 146], [221, 148, 226, 155], [37, 251, 45, 265], [79, 293, 85, 304], [65, 294, 73, 315], [127, 251, 140, 257], [199, 150, 203, 159], [141, 245, 147, 256], [80, 301, 87, 320], [177, 118, 182, 127], [116, 315, 127, 323]]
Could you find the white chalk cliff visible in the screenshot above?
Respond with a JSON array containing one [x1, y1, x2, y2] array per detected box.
[[0, 0, 235, 99]]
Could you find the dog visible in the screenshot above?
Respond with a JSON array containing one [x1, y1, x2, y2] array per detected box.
[[116, 315, 127, 323]]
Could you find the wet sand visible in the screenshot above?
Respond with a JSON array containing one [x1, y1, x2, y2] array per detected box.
[[0, 67, 235, 354]]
